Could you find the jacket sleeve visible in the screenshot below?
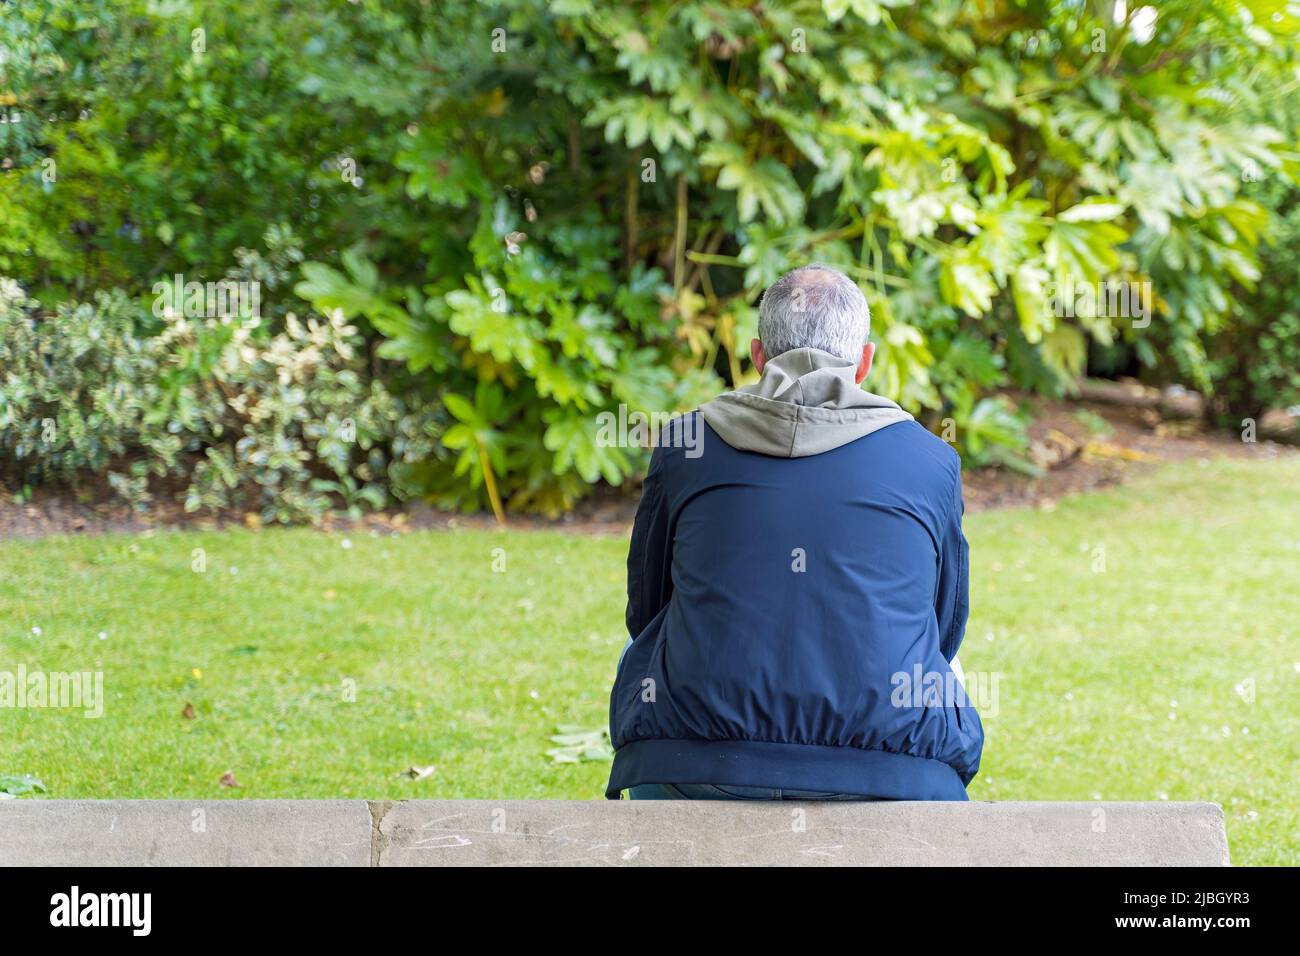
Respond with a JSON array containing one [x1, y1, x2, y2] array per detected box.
[[625, 447, 674, 640], [935, 461, 970, 663]]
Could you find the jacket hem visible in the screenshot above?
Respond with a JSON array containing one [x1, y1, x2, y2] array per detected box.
[[605, 737, 970, 801]]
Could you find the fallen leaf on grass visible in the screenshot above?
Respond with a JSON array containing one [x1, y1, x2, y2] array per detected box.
[[181, 702, 196, 720], [1082, 440, 1157, 462], [0, 774, 46, 799], [219, 771, 241, 788], [400, 765, 437, 781], [546, 725, 614, 764]]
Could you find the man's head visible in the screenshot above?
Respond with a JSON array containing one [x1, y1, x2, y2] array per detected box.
[[753, 264, 875, 384]]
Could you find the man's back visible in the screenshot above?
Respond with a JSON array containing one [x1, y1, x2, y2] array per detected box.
[[606, 335, 983, 801]]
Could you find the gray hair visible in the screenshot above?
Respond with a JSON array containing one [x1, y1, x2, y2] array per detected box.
[[757, 264, 871, 362]]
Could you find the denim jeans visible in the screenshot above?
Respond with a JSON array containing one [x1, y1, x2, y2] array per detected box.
[[628, 783, 872, 800]]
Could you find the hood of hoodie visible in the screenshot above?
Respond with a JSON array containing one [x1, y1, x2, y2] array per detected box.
[[699, 347, 913, 458]]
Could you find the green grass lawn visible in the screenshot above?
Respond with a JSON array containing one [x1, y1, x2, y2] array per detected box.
[[2, 456, 1297, 864]]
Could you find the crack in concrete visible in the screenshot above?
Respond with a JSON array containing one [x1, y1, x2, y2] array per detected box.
[[367, 801, 396, 867]]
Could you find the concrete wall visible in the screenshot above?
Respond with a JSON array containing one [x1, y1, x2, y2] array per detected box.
[[0, 800, 1230, 866]]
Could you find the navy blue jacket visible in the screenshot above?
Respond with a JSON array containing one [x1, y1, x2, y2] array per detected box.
[[606, 412, 982, 799]]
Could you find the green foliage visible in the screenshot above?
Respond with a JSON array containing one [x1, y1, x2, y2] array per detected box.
[[4, 0, 1299, 513], [950, 395, 1040, 477], [0, 0, 365, 303], [287, 0, 1298, 508], [1208, 179, 1300, 418], [0, 263, 437, 524]]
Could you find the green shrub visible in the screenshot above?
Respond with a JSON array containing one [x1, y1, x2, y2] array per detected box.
[[286, 0, 1296, 509], [0, 0, 363, 304], [4, 0, 1299, 514], [1209, 181, 1300, 419], [0, 275, 437, 524]]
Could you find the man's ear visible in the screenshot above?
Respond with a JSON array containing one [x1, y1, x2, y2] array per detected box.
[[854, 342, 876, 385], [750, 338, 766, 374]]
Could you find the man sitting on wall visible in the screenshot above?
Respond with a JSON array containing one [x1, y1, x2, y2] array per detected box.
[[606, 264, 982, 801]]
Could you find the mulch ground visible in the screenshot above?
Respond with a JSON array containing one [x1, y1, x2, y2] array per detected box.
[[1, 396, 1292, 538]]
